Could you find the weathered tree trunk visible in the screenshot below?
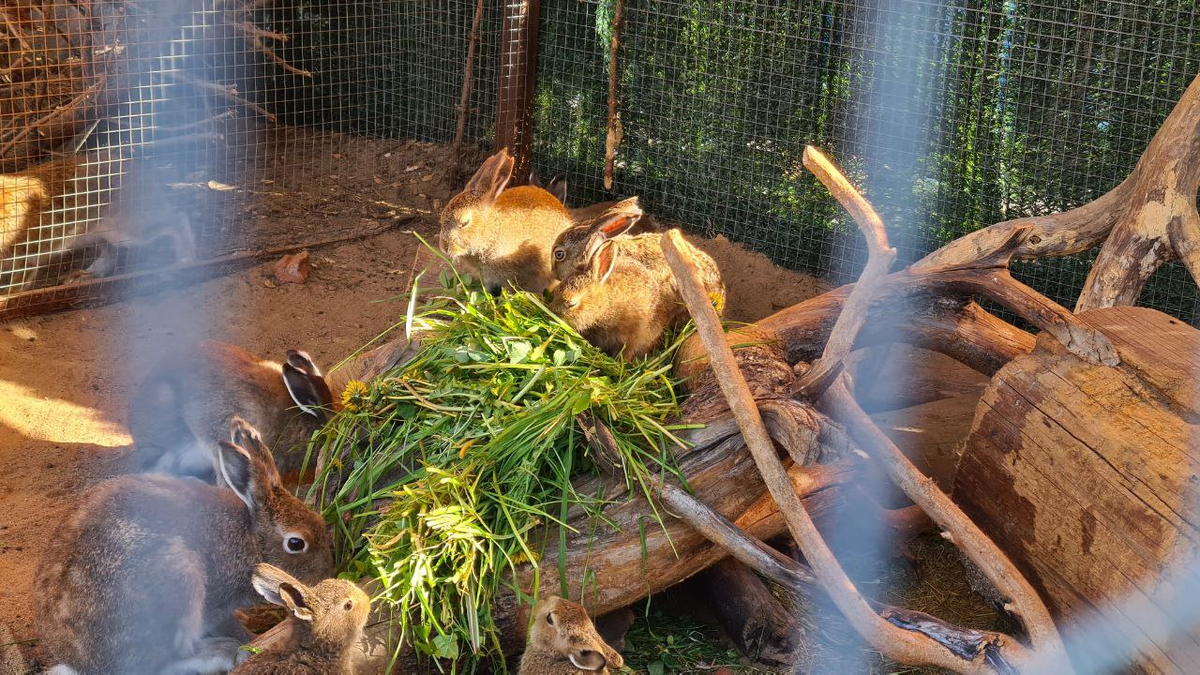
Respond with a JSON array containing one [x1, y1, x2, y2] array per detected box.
[[693, 558, 801, 667], [954, 306, 1200, 674]]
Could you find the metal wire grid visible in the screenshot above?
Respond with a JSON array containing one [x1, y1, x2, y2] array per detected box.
[[0, 1, 501, 315], [531, 0, 1200, 324]]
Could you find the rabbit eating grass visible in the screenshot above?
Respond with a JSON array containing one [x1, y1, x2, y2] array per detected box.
[[551, 200, 725, 360], [230, 564, 370, 675], [34, 419, 332, 675], [439, 148, 574, 294]]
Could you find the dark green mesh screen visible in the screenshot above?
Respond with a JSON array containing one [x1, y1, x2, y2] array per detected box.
[[270, 1, 501, 144], [530, 0, 1200, 323]]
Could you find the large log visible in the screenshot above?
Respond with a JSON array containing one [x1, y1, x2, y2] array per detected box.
[[954, 306, 1200, 674]]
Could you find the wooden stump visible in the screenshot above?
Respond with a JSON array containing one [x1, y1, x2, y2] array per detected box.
[[953, 306, 1200, 674]]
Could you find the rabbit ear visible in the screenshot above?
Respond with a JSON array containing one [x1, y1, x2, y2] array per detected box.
[[583, 197, 641, 262], [285, 349, 323, 378], [601, 642, 624, 670], [568, 649, 608, 672], [229, 417, 264, 454], [596, 197, 642, 235], [547, 175, 568, 204], [591, 242, 619, 285], [219, 419, 282, 507], [251, 563, 302, 606], [228, 418, 279, 478], [215, 440, 257, 510], [279, 582, 316, 622], [282, 362, 333, 418], [464, 149, 515, 202]]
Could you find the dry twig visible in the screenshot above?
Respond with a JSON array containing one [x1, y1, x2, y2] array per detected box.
[[793, 147, 896, 397], [169, 71, 278, 123]]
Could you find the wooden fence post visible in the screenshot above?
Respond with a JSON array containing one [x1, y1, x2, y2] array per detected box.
[[495, 0, 540, 185]]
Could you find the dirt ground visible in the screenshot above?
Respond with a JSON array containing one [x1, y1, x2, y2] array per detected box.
[[0, 132, 835, 671]]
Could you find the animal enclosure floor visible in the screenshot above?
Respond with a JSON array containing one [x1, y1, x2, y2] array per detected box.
[[0, 131, 994, 673]]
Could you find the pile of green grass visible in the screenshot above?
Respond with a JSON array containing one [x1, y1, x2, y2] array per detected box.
[[306, 261, 694, 669]]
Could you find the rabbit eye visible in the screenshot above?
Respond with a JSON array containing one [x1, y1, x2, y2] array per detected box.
[[344, 600, 354, 612], [545, 612, 554, 626], [553, 249, 565, 261], [284, 536, 307, 554]]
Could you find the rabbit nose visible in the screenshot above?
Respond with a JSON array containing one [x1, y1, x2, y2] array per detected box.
[[568, 648, 607, 671]]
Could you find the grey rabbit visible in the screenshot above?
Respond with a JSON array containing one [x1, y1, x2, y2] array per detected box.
[[129, 340, 337, 483], [35, 418, 333, 675]]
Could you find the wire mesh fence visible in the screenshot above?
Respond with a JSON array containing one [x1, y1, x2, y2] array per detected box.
[[532, 0, 1200, 324], [2, 0, 1199, 324], [0, 0, 499, 316]]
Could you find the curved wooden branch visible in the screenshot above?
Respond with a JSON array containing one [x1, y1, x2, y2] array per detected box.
[[658, 482, 1033, 673], [663, 229, 1036, 674], [755, 290, 1033, 377], [795, 146, 897, 396], [451, 0, 485, 167], [1077, 71, 1200, 310], [913, 71, 1200, 313], [823, 382, 1072, 672]]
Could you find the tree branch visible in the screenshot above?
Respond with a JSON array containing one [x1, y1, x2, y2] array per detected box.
[[794, 146, 897, 396], [451, 0, 485, 171], [662, 229, 1032, 673], [823, 382, 1071, 671], [658, 481, 1032, 673]]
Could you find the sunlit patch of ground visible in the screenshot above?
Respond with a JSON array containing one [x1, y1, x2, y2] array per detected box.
[[0, 380, 130, 447]]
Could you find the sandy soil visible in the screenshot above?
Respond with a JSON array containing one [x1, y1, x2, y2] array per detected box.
[[0, 133, 829, 671]]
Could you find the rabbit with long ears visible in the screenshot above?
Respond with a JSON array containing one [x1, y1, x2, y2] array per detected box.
[[552, 219, 725, 360], [549, 197, 644, 282], [519, 596, 624, 674], [129, 340, 337, 483], [35, 419, 333, 675], [439, 148, 574, 294], [230, 564, 370, 675]]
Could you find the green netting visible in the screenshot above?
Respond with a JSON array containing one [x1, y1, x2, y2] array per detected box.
[[530, 0, 1200, 324]]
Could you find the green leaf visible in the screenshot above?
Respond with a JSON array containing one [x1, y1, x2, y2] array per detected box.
[[648, 662, 665, 675], [570, 393, 591, 415], [507, 340, 533, 364]]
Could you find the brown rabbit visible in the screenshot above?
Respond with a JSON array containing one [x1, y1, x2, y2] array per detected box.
[[35, 419, 333, 675], [129, 340, 337, 483], [230, 564, 370, 675], [552, 208, 725, 360], [519, 596, 623, 674], [439, 149, 573, 294], [549, 197, 645, 282]]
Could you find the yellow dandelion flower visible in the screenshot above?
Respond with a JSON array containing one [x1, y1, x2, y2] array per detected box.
[[708, 291, 726, 315], [340, 379, 369, 412]]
